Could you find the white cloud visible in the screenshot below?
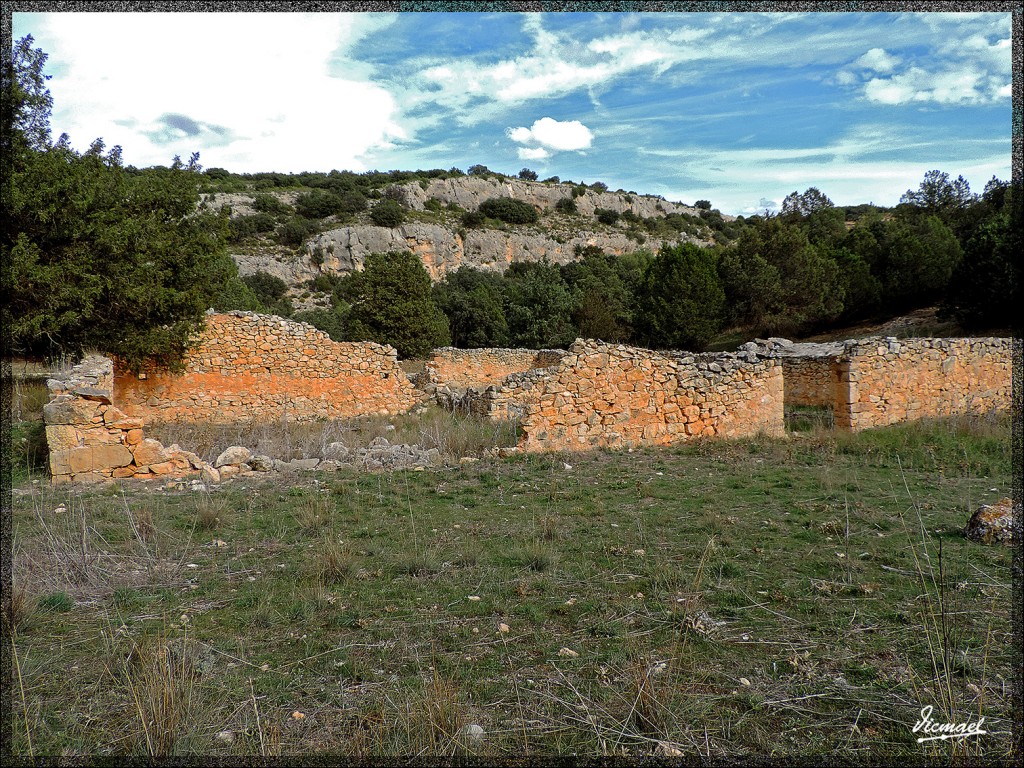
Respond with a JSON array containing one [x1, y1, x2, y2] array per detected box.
[[509, 117, 593, 152], [862, 66, 1000, 105], [854, 47, 900, 73], [29, 12, 405, 171], [517, 147, 550, 161]]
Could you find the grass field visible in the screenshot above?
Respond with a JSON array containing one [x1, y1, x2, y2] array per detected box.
[[5, 409, 1018, 761]]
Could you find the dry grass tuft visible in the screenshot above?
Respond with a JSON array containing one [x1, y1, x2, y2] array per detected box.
[[292, 493, 332, 532], [3, 583, 33, 637], [317, 540, 355, 585], [195, 493, 231, 531], [121, 634, 201, 757]]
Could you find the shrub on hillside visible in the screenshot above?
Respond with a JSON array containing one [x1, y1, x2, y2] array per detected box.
[[228, 213, 277, 242], [295, 189, 343, 219], [277, 216, 321, 246], [461, 210, 487, 229], [251, 193, 292, 215], [478, 197, 539, 225], [554, 197, 577, 214], [370, 199, 405, 228]]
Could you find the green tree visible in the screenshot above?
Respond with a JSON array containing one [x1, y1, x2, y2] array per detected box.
[[369, 199, 405, 227], [344, 251, 450, 358], [634, 243, 725, 350], [941, 206, 1020, 331], [900, 170, 974, 214], [293, 306, 349, 341], [242, 272, 293, 317], [876, 215, 961, 310], [433, 267, 510, 348], [561, 248, 639, 342], [6, 35, 53, 154], [718, 218, 843, 335], [5, 64, 236, 373], [518, 167, 538, 181], [210, 275, 264, 313], [502, 261, 576, 348]]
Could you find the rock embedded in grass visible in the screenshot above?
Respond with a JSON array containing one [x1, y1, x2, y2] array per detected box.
[[963, 497, 1018, 545]]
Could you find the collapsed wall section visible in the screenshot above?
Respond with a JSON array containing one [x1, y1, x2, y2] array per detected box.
[[423, 347, 565, 391], [44, 355, 211, 484], [114, 311, 419, 424], [835, 337, 1012, 430], [461, 366, 558, 421], [518, 340, 785, 452]]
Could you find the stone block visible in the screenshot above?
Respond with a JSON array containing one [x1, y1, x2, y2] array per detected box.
[[72, 386, 112, 403], [43, 396, 100, 426], [68, 444, 133, 474], [49, 449, 73, 476], [132, 438, 169, 467], [215, 445, 252, 468], [45, 425, 82, 451]]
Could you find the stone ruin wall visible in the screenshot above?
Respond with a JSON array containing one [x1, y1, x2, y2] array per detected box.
[[114, 311, 419, 424], [461, 365, 560, 421], [423, 347, 565, 391], [44, 355, 214, 484], [44, 327, 1014, 482], [516, 340, 786, 452], [834, 337, 1012, 430], [781, 356, 843, 409]]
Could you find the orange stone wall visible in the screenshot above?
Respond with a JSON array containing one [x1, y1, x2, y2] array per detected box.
[[834, 337, 1012, 430], [114, 311, 419, 423], [781, 356, 842, 408], [424, 347, 565, 391], [518, 339, 785, 452]]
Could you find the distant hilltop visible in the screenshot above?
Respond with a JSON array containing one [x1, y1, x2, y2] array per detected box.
[[208, 173, 739, 291]]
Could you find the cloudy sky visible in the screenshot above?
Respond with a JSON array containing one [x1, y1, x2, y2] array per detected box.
[[12, 9, 1013, 215]]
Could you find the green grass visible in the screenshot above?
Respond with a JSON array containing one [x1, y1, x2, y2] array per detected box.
[[7, 413, 1017, 760]]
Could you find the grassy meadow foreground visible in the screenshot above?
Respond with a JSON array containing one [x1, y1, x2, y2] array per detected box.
[[6, 409, 1017, 761]]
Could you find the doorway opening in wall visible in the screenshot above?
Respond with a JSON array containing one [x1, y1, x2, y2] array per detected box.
[[784, 405, 835, 433]]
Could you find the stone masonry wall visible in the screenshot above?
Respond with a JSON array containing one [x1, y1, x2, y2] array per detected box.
[[44, 355, 213, 484], [518, 340, 785, 452], [114, 311, 419, 424], [782, 356, 843, 408], [835, 337, 1012, 430], [462, 365, 560, 421], [424, 347, 565, 391]]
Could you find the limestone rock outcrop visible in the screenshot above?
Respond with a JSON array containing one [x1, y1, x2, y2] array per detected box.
[[304, 223, 669, 281]]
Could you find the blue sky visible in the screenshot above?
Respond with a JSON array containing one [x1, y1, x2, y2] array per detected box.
[[12, 9, 1013, 215]]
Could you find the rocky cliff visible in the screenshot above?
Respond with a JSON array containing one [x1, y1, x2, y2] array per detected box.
[[398, 176, 702, 220], [305, 223, 680, 281], [221, 175, 728, 286]]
